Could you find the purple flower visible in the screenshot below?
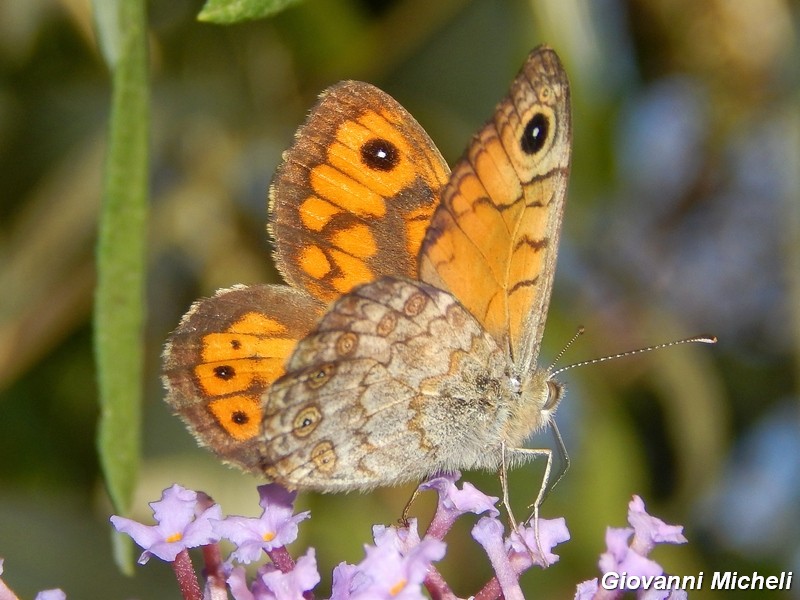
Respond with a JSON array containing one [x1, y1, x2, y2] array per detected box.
[[627, 495, 687, 555], [212, 484, 310, 564], [229, 549, 320, 600], [576, 496, 689, 599], [598, 526, 663, 579], [329, 521, 446, 599], [575, 578, 599, 599], [372, 519, 421, 555], [228, 566, 255, 600], [471, 515, 570, 599], [258, 549, 320, 599], [419, 472, 499, 536], [35, 591, 67, 600], [507, 516, 570, 569], [598, 496, 687, 580], [110, 484, 222, 564], [329, 563, 359, 599], [472, 516, 524, 600], [0, 559, 15, 600]]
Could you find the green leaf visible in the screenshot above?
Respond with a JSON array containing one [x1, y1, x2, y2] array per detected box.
[[111, 528, 136, 576], [92, 0, 123, 69], [198, 0, 305, 24], [92, 0, 149, 568]]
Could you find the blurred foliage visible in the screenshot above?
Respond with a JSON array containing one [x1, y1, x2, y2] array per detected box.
[[198, 0, 306, 24], [0, 0, 798, 598]]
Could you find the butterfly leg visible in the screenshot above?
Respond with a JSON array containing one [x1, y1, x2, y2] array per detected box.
[[400, 485, 423, 526], [539, 419, 570, 506], [500, 442, 520, 529], [501, 442, 555, 567]]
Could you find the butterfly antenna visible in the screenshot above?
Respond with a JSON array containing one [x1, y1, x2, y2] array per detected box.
[[550, 333, 717, 378], [546, 326, 586, 373]]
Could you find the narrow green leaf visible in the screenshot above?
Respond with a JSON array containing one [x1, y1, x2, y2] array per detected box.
[[92, 0, 123, 69], [93, 0, 149, 562], [111, 528, 136, 576], [198, 0, 305, 24]]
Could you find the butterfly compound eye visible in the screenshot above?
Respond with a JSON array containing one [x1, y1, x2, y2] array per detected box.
[[544, 379, 563, 411], [361, 138, 400, 171], [520, 113, 549, 155]]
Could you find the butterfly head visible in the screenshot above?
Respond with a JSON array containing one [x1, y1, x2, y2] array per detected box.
[[503, 368, 565, 448]]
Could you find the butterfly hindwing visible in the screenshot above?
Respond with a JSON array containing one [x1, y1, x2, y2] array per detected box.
[[262, 276, 509, 490], [163, 285, 324, 472]]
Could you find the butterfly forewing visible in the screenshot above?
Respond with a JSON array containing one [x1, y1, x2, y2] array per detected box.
[[418, 46, 571, 372], [270, 81, 451, 304]]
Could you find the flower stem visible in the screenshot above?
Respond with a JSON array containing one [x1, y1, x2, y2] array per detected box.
[[171, 549, 202, 600], [474, 577, 501, 600], [202, 542, 226, 596], [423, 565, 458, 600], [267, 545, 295, 573]]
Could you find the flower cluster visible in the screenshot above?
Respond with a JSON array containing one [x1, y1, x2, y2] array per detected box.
[[0, 480, 691, 599], [108, 472, 570, 599], [575, 495, 689, 600]]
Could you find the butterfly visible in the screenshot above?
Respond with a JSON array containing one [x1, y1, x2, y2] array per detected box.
[[163, 46, 571, 504]]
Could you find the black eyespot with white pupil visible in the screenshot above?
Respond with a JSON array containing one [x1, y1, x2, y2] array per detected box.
[[213, 365, 235, 380], [361, 138, 400, 171], [520, 113, 549, 155], [231, 411, 248, 425]]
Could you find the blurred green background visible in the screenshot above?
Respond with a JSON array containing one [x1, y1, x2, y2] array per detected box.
[[1, 0, 798, 598]]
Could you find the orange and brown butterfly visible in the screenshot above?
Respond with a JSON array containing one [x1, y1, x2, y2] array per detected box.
[[162, 82, 450, 473], [165, 46, 572, 495], [246, 46, 571, 493]]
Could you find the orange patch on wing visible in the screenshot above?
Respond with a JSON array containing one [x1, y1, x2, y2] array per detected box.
[[508, 241, 546, 291], [331, 224, 377, 259], [358, 112, 416, 187], [475, 137, 522, 208], [196, 307, 303, 396], [508, 206, 548, 280], [505, 204, 550, 349], [195, 355, 289, 396], [231, 312, 288, 335], [201, 333, 275, 362], [299, 245, 332, 279], [299, 196, 341, 232], [445, 175, 509, 283], [423, 212, 505, 340], [450, 174, 488, 217], [208, 396, 262, 441], [328, 113, 417, 196], [404, 205, 436, 259], [328, 248, 374, 294], [508, 286, 535, 352], [310, 163, 386, 218], [200, 324, 292, 363]]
